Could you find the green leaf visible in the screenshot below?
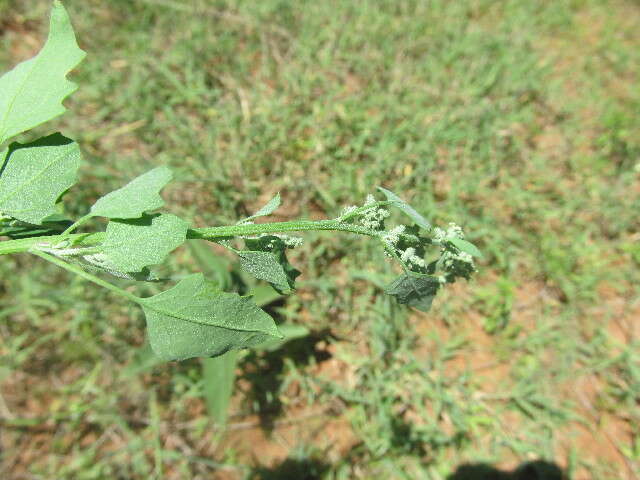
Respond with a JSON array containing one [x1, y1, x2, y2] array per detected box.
[[202, 351, 238, 424], [248, 285, 282, 307], [236, 250, 296, 294], [140, 273, 281, 361], [0, 133, 81, 224], [240, 235, 300, 294], [238, 193, 281, 224], [0, 2, 86, 145], [384, 273, 440, 312], [252, 193, 281, 217], [101, 214, 188, 272], [90, 166, 172, 219], [377, 187, 431, 231], [448, 237, 483, 258]]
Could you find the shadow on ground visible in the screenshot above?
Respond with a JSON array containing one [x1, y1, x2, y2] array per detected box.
[[447, 461, 565, 480], [249, 459, 564, 480], [239, 328, 335, 432], [249, 456, 330, 480]]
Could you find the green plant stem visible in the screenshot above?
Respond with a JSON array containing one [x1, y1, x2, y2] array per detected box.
[[189, 219, 378, 240], [61, 213, 93, 235], [0, 233, 103, 255], [30, 250, 141, 303], [0, 219, 380, 256]]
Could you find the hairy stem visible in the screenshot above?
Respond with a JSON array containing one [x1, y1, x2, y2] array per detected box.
[[0, 233, 103, 255], [189, 219, 378, 240], [0, 218, 380, 256]]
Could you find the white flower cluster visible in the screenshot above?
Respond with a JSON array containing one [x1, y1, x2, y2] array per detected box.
[[441, 248, 476, 279], [381, 225, 405, 246], [381, 226, 427, 268], [259, 233, 303, 248], [432, 227, 446, 243], [400, 246, 425, 268], [359, 196, 390, 230], [339, 205, 358, 219], [360, 208, 390, 230], [442, 249, 473, 266], [279, 234, 304, 248], [433, 222, 464, 243], [446, 223, 464, 239], [340, 194, 392, 230]]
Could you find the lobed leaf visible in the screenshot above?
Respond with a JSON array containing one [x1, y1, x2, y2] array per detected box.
[[0, 133, 81, 224], [0, 1, 86, 145], [385, 273, 440, 312], [240, 235, 300, 294], [90, 166, 172, 219], [140, 273, 281, 361], [377, 187, 431, 231], [236, 250, 295, 294], [101, 213, 188, 272]]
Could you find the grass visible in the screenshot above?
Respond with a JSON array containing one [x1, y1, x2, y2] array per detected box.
[[1, 0, 639, 478]]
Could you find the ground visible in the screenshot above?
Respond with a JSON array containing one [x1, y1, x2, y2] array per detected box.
[[0, 0, 638, 479]]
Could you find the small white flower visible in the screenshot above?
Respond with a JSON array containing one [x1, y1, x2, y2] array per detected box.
[[461, 252, 472, 262], [401, 247, 415, 263], [261, 233, 304, 248], [360, 206, 390, 230], [339, 205, 357, 219], [280, 235, 303, 248], [399, 246, 425, 269], [433, 227, 446, 243], [382, 225, 405, 246], [413, 256, 425, 268], [440, 248, 476, 278], [445, 222, 464, 240]]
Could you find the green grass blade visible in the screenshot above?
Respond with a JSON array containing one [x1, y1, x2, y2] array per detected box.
[[202, 350, 239, 425]]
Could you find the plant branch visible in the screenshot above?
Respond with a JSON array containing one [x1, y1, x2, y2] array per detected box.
[[30, 250, 141, 303], [0, 218, 380, 256], [61, 213, 93, 235], [189, 219, 379, 240]]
